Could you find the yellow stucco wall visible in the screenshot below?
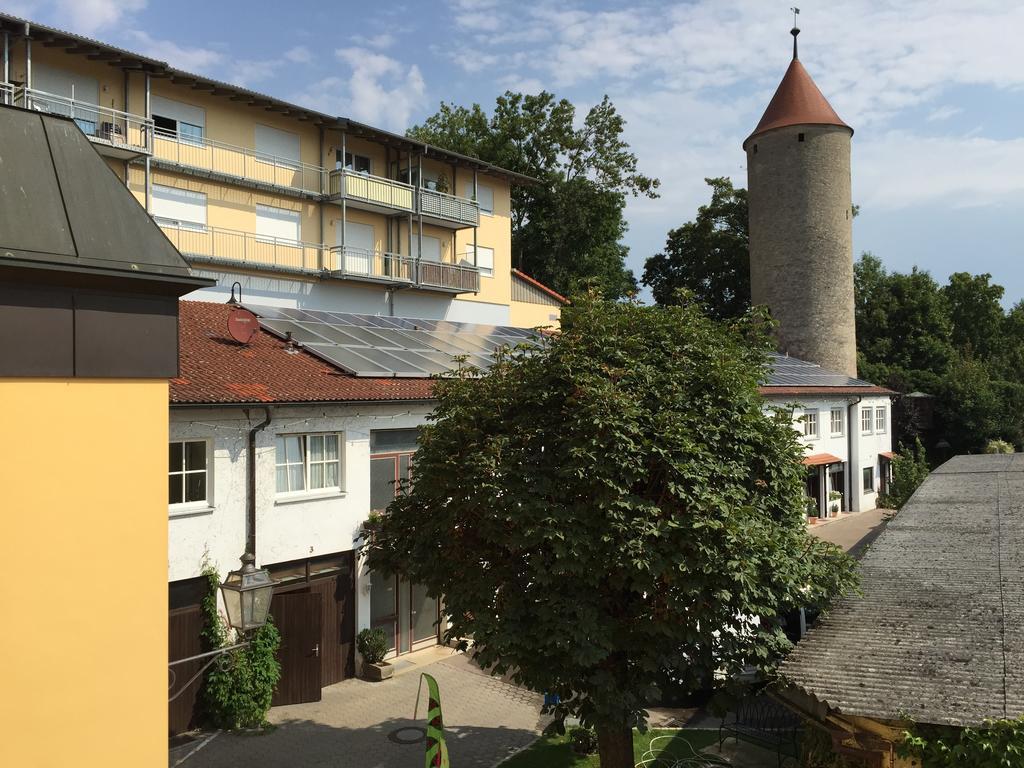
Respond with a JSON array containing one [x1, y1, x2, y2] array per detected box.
[[0, 379, 169, 768], [510, 299, 562, 329]]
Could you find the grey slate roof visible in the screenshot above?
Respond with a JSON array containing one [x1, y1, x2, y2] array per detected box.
[[763, 353, 888, 390], [780, 453, 1024, 726], [0, 105, 208, 291]]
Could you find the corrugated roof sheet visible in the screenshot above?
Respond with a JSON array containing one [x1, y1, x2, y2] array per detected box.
[[780, 453, 1024, 726], [171, 301, 434, 405]]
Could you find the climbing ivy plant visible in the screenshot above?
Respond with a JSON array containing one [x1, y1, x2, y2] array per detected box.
[[898, 719, 1024, 768], [199, 564, 282, 730]]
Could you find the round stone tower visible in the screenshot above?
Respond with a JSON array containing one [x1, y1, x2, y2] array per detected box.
[[744, 28, 857, 377]]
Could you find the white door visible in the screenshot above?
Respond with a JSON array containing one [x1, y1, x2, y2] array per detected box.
[[340, 221, 375, 275]]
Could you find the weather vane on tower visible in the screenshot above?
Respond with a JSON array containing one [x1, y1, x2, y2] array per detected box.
[[790, 7, 801, 59]]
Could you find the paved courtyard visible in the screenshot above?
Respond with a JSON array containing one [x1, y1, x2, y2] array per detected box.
[[809, 507, 891, 558], [172, 651, 550, 768]]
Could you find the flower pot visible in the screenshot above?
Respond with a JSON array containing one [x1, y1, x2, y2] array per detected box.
[[363, 661, 393, 682], [807, 515, 819, 525]]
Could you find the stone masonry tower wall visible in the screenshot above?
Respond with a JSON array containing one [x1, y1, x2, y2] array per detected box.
[[746, 124, 857, 377]]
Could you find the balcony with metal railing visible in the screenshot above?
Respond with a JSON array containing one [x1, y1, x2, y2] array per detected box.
[[13, 86, 153, 158], [151, 130, 327, 199], [1, 82, 13, 106], [157, 221, 322, 275], [418, 260, 481, 293], [327, 169, 415, 214], [327, 246, 416, 285], [418, 188, 480, 228]]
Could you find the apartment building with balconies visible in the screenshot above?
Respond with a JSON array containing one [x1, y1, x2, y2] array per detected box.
[[0, 13, 555, 327]]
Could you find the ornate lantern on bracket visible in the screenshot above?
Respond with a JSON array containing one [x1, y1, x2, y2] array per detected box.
[[219, 552, 275, 634]]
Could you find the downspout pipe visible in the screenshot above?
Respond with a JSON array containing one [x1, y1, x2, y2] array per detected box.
[[246, 407, 273, 560], [847, 396, 862, 512]]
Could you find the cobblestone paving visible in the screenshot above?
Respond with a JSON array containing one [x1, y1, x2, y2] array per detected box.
[[176, 651, 550, 768]]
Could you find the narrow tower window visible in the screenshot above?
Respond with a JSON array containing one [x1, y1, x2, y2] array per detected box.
[[798, 133, 805, 142], [753, 144, 758, 154]]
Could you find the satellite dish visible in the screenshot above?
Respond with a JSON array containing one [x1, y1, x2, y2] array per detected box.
[[227, 308, 259, 344]]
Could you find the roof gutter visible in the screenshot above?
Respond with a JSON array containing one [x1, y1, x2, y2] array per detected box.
[[244, 407, 272, 560], [847, 396, 862, 512]]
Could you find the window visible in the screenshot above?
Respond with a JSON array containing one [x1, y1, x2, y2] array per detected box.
[[151, 95, 205, 143], [463, 244, 494, 277], [32, 63, 100, 135], [337, 150, 371, 173], [875, 406, 887, 433], [414, 235, 442, 262], [256, 204, 301, 243], [169, 440, 208, 508], [152, 185, 206, 231], [464, 182, 494, 214], [830, 407, 844, 436], [803, 410, 819, 438], [255, 124, 300, 167], [275, 434, 342, 495], [863, 466, 875, 492], [861, 407, 873, 434]]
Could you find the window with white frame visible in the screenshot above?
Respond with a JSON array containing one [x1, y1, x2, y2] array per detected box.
[[803, 410, 819, 438], [861, 407, 873, 434], [169, 440, 209, 508], [152, 185, 207, 231], [463, 244, 494, 277], [830, 407, 844, 436], [464, 182, 494, 214], [875, 406, 887, 433], [275, 433, 342, 495], [337, 150, 371, 173], [151, 95, 205, 143], [863, 466, 875, 492]]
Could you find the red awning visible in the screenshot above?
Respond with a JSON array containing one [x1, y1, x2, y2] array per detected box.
[[880, 451, 895, 460], [803, 453, 843, 467]]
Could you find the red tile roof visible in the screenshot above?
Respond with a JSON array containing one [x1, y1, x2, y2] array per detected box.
[[744, 57, 851, 148], [803, 453, 843, 467], [171, 301, 435, 405]]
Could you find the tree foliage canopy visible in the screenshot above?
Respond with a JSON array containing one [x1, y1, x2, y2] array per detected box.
[[642, 178, 750, 320], [365, 293, 857, 768], [408, 92, 659, 299]]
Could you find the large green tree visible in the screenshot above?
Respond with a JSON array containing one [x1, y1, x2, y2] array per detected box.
[[408, 92, 659, 299], [642, 178, 750, 320], [366, 294, 857, 768], [943, 272, 1005, 360]]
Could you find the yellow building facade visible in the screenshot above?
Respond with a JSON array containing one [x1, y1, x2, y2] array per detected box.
[[1, 15, 559, 329]]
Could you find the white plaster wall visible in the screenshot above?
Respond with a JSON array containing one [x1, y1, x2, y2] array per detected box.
[[183, 270, 510, 324], [853, 395, 894, 512], [168, 402, 433, 636]]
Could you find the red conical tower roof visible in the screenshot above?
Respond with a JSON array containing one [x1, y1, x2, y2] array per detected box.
[[743, 32, 852, 149]]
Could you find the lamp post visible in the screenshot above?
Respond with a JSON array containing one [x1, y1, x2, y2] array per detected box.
[[168, 552, 276, 702]]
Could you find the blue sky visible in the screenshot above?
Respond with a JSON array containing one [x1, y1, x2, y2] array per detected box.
[[12, 0, 1024, 305]]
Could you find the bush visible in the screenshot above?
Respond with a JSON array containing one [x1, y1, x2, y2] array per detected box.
[[356, 627, 389, 665], [570, 726, 598, 755], [899, 718, 1024, 767], [199, 565, 281, 729], [984, 439, 1014, 454], [879, 438, 930, 510]]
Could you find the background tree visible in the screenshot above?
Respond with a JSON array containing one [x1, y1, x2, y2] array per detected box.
[[408, 92, 659, 299], [366, 293, 857, 768], [943, 272, 1005, 360], [641, 178, 750, 320]]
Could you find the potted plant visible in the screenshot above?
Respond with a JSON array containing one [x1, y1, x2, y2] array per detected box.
[[362, 510, 383, 536], [829, 490, 842, 515], [806, 497, 819, 524], [357, 627, 393, 681]]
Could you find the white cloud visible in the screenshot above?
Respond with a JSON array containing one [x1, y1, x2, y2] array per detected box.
[[355, 32, 396, 50], [284, 45, 312, 64], [927, 105, 962, 122], [125, 30, 223, 72]]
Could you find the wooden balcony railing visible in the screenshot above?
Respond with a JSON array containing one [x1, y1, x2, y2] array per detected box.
[[418, 260, 481, 293]]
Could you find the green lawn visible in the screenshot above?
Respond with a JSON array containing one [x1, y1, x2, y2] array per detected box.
[[501, 728, 721, 768]]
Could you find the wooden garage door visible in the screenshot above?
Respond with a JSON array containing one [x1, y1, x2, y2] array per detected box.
[[168, 605, 203, 735], [270, 591, 323, 706], [310, 565, 356, 686]]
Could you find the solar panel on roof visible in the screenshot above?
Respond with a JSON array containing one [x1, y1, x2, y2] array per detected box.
[[246, 303, 544, 378]]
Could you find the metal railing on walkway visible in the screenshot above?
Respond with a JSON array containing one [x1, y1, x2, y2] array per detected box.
[[418, 187, 480, 227], [157, 222, 322, 274], [327, 169, 416, 212], [327, 245, 415, 284], [14, 86, 153, 155], [152, 130, 327, 197]]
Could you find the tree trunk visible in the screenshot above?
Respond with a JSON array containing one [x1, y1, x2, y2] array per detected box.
[[596, 720, 634, 768]]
